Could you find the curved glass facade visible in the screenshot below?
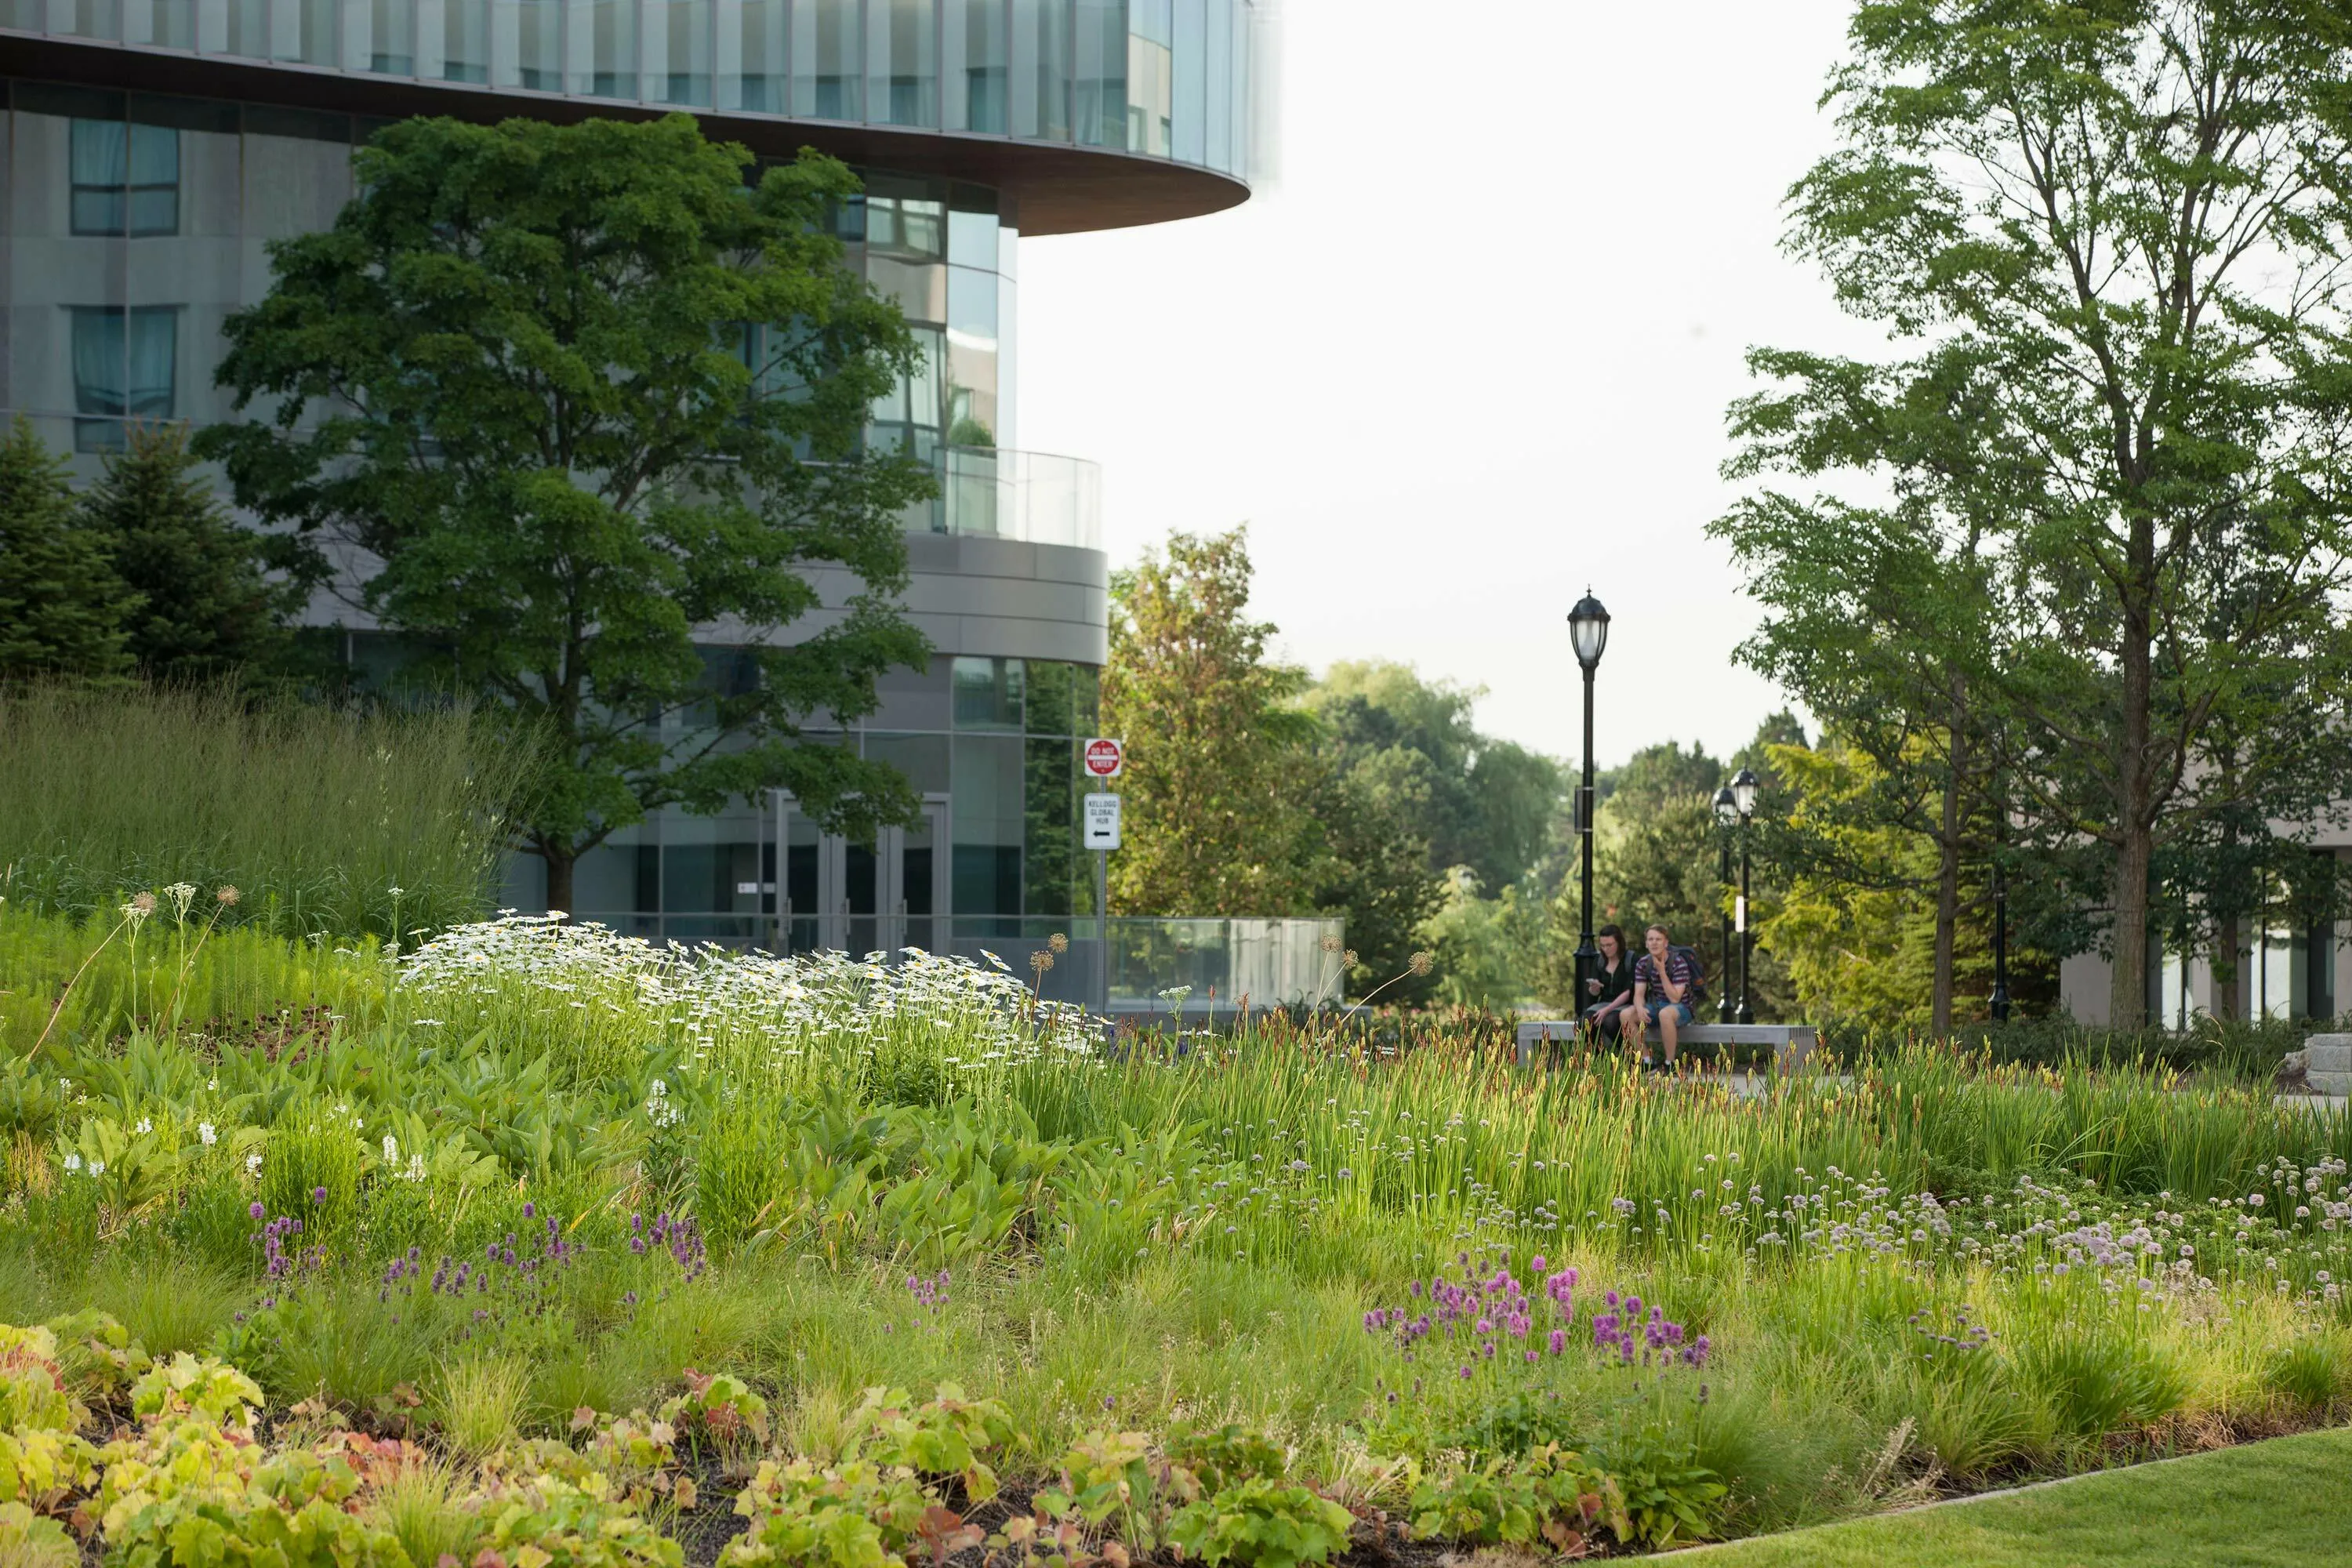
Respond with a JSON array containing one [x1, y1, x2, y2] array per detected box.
[[490, 651, 1105, 933], [1, 0, 1265, 185], [0, 78, 1097, 546]]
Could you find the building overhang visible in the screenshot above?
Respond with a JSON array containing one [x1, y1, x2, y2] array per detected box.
[[5, 34, 1254, 236]]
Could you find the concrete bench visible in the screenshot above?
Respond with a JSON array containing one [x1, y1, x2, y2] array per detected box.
[[1515, 1019, 1819, 1074], [2291, 1033, 2352, 1097]]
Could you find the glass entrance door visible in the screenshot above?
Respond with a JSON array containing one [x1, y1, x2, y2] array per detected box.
[[775, 792, 952, 956], [881, 794, 951, 953]]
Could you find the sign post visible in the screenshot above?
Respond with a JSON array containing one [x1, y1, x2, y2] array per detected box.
[[1081, 739, 1124, 1018]]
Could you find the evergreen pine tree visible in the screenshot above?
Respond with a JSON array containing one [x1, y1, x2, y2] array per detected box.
[[0, 416, 137, 679], [79, 423, 306, 681]]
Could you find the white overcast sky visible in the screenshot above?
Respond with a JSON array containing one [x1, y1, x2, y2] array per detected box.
[[1018, 0, 1892, 770]]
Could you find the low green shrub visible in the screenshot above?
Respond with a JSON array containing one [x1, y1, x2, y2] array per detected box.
[[1166, 1476, 1353, 1568]]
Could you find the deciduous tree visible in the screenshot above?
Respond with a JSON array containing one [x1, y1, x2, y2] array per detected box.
[[1745, 0, 2352, 1023], [198, 115, 933, 912]]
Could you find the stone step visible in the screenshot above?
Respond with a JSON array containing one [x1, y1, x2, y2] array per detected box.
[[2311, 1072, 2352, 1098], [2306, 1040, 2352, 1075]]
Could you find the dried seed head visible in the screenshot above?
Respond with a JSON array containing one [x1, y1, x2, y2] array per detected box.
[[1410, 949, 1435, 977], [216, 886, 241, 906], [1343, 949, 1359, 967], [1321, 934, 1344, 954], [1029, 950, 1055, 974], [1048, 932, 1069, 954], [127, 891, 158, 916]]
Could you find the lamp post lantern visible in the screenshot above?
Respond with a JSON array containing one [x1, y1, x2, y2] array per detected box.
[[1714, 785, 1739, 1024], [1567, 592, 1610, 1001], [1730, 766, 1760, 1025]]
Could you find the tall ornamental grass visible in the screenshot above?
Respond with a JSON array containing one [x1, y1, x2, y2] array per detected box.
[[0, 681, 534, 938]]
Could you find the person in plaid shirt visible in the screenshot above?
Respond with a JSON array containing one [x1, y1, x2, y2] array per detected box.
[[1627, 923, 1697, 1070]]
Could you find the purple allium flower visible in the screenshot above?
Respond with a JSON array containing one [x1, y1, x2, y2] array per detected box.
[[1457, 1365, 1472, 1380], [1530, 1254, 1547, 1272], [522, 1202, 535, 1218], [1548, 1328, 1566, 1355], [311, 1186, 328, 1204], [249, 1201, 266, 1220]]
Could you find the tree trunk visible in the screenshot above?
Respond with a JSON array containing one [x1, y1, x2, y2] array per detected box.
[[1931, 690, 1966, 1039], [2213, 913, 2241, 1022], [2107, 514, 2158, 1029], [543, 847, 576, 915]]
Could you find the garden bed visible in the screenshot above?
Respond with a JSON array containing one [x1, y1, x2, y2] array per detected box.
[[2, 906, 2348, 1563]]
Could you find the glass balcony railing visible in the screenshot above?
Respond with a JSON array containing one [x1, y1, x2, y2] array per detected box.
[[567, 912, 1345, 1013], [913, 445, 1102, 551]]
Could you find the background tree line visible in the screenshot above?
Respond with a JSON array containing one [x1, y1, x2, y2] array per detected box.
[[1095, 523, 2087, 1020]]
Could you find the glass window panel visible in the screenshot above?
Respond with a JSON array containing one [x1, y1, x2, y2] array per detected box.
[[944, 0, 1007, 133], [587, 0, 637, 96], [869, 0, 937, 127], [67, 119, 181, 238], [70, 118, 128, 237], [996, 230, 1018, 448], [863, 731, 951, 794], [946, 189, 998, 267], [1024, 659, 1073, 736], [1203, 0, 1229, 171], [655, 0, 713, 104], [1126, 0, 1171, 153], [573, 841, 640, 913], [945, 266, 998, 445], [1072, 0, 1124, 148], [368, 0, 416, 72], [1170, 0, 1203, 162], [443, 0, 490, 80], [516, 0, 561, 89], [793, 0, 862, 120], [1229, 0, 1248, 178], [1011, 0, 1068, 141], [953, 732, 1024, 914], [869, 255, 946, 321], [865, 176, 946, 257], [869, 324, 942, 434], [724, 0, 788, 111], [71, 305, 175, 451], [952, 655, 1022, 730], [1023, 736, 1077, 916], [872, 658, 951, 729]]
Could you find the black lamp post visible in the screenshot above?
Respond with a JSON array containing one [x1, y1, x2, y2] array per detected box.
[[1714, 785, 1739, 1024], [1730, 766, 1760, 1025], [1567, 592, 1610, 1002]]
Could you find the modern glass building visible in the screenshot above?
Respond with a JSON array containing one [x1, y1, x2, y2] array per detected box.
[[1, 0, 1278, 959]]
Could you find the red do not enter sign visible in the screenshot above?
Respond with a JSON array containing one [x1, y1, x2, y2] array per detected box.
[[1083, 738, 1124, 779]]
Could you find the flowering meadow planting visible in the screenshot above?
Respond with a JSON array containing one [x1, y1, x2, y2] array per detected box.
[[0, 901, 2349, 1563]]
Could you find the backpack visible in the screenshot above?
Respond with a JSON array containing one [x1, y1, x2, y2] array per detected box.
[[1670, 945, 1711, 1004]]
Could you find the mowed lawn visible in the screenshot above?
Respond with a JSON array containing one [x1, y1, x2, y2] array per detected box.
[[1680, 1427, 2352, 1567]]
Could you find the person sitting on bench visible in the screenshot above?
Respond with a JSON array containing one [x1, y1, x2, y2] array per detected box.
[[1581, 924, 1636, 1044], [1627, 923, 1698, 1070]]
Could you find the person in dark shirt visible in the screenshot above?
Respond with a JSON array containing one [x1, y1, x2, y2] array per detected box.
[[1628, 923, 1698, 1069], [1581, 924, 1636, 1044]]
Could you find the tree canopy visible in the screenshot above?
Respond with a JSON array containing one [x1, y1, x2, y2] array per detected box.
[[1731, 0, 2352, 1023], [198, 114, 935, 911]]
